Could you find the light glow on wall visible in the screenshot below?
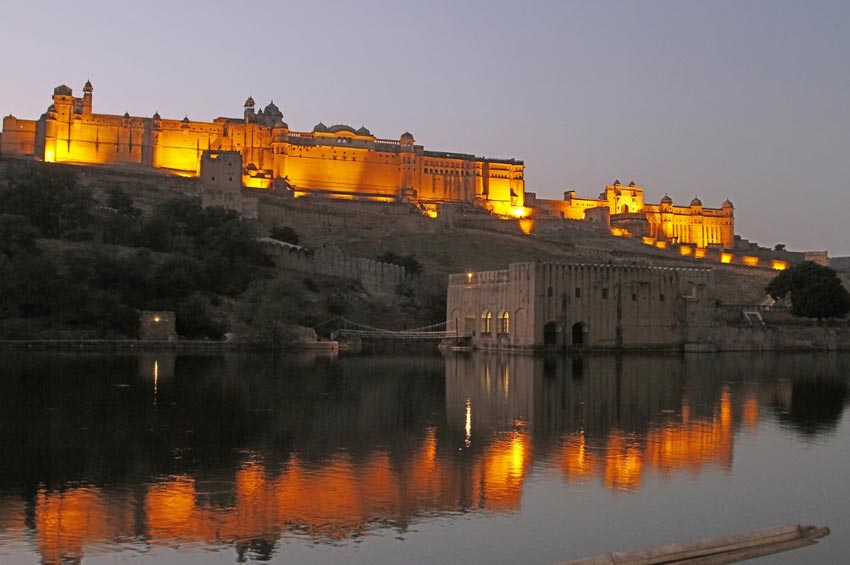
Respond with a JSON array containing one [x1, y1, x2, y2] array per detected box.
[[742, 256, 759, 267], [772, 260, 787, 271]]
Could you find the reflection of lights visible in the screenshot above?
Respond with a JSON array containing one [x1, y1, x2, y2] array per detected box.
[[153, 360, 158, 402], [518, 218, 534, 235], [465, 399, 472, 447], [153, 316, 161, 323], [509, 432, 525, 473], [466, 272, 473, 283]]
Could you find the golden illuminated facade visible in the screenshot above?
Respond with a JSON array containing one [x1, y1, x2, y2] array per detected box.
[[531, 180, 735, 249], [1, 82, 524, 213]]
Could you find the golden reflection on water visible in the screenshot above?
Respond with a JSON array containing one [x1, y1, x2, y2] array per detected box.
[[2, 353, 818, 564]]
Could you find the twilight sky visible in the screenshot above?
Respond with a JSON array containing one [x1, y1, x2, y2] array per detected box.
[[2, 0, 849, 255]]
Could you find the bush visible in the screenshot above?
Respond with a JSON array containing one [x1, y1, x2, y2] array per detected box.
[[270, 225, 299, 245]]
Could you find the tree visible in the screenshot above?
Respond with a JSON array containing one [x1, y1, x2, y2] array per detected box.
[[377, 251, 423, 275], [0, 164, 93, 237], [270, 225, 299, 245], [0, 214, 40, 258], [766, 261, 850, 320]]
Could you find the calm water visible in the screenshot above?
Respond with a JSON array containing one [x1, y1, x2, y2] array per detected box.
[[0, 351, 848, 564]]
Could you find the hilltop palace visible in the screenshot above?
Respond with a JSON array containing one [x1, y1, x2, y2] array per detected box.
[[0, 81, 736, 248]]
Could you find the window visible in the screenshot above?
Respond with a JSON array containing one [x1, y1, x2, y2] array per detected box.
[[602, 287, 609, 299], [547, 286, 553, 297], [659, 293, 665, 302], [498, 310, 510, 334], [481, 311, 492, 334], [632, 293, 638, 301], [575, 287, 581, 298]]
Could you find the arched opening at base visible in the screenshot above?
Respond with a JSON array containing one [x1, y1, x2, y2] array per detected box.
[[543, 322, 561, 346], [572, 322, 587, 346]]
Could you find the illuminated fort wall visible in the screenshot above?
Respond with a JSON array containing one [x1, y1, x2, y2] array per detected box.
[[530, 182, 735, 249], [2, 82, 524, 210], [447, 262, 715, 350]]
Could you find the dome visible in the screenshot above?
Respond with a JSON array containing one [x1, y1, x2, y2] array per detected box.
[[53, 84, 73, 96], [264, 100, 279, 113], [123, 111, 130, 118], [613, 179, 621, 186], [152, 111, 161, 120], [690, 196, 703, 207], [356, 126, 371, 136], [83, 80, 93, 92], [400, 131, 414, 141], [313, 122, 328, 132], [328, 124, 357, 134], [182, 115, 190, 123], [660, 193, 673, 205], [722, 198, 734, 208], [244, 96, 255, 108], [628, 180, 636, 187]]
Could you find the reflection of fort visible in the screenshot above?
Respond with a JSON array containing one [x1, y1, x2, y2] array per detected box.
[[0, 352, 846, 563]]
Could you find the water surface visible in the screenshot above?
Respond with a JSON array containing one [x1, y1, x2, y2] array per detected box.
[[0, 351, 848, 564]]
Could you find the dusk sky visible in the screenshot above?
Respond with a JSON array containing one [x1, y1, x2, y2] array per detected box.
[[2, 0, 848, 255]]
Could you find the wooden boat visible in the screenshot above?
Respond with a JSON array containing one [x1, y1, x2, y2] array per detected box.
[[560, 524, 829, 564]]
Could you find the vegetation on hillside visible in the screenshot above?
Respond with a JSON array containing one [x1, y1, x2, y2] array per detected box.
[[0, 163, 440, 343]]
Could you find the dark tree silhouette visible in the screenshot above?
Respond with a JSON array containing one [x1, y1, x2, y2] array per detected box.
[[766, 261, 850, 319]]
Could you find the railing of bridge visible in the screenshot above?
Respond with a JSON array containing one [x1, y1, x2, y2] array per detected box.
[[329, 318, 459, 341]]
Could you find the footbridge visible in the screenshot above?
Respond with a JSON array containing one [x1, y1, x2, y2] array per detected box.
[[329, 318, 459, 341]]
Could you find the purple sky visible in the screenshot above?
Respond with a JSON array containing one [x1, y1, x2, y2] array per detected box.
[[3, 0, 849, 255]]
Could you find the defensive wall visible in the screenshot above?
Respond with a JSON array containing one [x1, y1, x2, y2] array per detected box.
[[259, 238, 414, 294]]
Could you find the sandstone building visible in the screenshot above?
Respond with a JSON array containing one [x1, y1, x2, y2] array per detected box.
[[527, 180, 735, 249], [447, 262, 714, 351], [1, 82, 525, 216], [2, 81, 740, 250]]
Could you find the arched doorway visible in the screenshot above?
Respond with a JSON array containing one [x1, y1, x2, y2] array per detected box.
[[543, 322, 561, 346], [572, 322, 586, 345]]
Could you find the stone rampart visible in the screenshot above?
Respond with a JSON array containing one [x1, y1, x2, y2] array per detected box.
[[259, 238, 412, 294]]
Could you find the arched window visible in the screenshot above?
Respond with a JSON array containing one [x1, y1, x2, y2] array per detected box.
[[481, 310, 492, 334], [498, 310, 510, 334]]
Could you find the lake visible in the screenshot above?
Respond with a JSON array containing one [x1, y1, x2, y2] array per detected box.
[[0, 351, 848, 564]]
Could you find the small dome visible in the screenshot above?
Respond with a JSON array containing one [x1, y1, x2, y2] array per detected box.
[[400, 131, 414, 141], [264, 100, 279, 113], [182, 115, 190, 123], [123, 111, 130, 118], [356, 126, 371, 136], [313, 122, 328, 132], [328, 124, 357, 134], [152, 111, 161, 120], [53, 84, 73, 96], [690, 196, 703, 207], [660, 193, 673, 205], [83, 80, 93, 92], [613, 179, 621, 186], [628, 180, 636, 187], [722, 198, 734, 208], [244, 96, 255, 108]]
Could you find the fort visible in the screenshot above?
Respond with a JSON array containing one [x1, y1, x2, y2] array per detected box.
[[2, 81, 743, 252]]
